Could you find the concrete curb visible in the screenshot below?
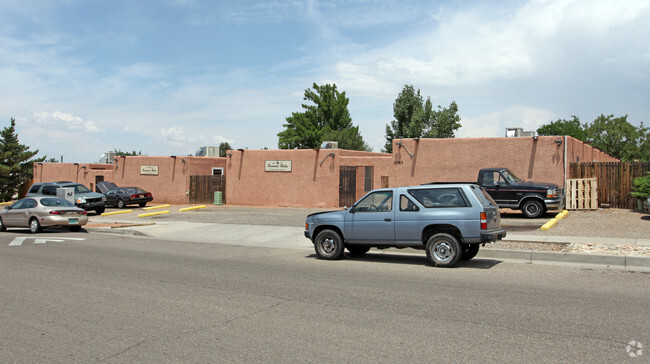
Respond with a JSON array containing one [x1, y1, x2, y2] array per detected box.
[[85, 227, 148, 237], [478, 249, 650, 269]]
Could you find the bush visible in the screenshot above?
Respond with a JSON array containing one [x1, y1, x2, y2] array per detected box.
[[631, 172, 650, 199]]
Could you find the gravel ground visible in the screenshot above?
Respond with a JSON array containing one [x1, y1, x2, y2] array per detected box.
[[532, 209, 649, 239]]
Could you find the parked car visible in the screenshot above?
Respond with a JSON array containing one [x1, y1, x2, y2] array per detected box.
[[96, 181, 153, 208], [304, 183, 506, 268], [27, 182, 106, 214], [0, 196, 88, 233]]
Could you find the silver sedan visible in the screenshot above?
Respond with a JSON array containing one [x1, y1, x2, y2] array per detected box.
[[0, 197, 88, 233]]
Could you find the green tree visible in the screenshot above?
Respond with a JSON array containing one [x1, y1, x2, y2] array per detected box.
[[218, 142, 232, 157], [586, 114, 648, 161], [0, 118, 45, 201], [278, 83, 369, 151], [114, 149, 142, 156], [537, 116, 587, 140], [384, 85, 461, 152]]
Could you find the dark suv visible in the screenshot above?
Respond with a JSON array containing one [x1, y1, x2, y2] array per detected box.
[[27, 182, 106, 214]]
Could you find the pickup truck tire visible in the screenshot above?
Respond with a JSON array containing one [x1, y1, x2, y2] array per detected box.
[[460, 244, 480, 260], [346, 245, 370, 256], [314, 229, 345, 260], [95, 207, 105, 215], [521, 199, 545, 218], [425, 233, 461, 267]]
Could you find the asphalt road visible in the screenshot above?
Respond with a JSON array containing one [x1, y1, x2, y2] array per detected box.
[[1, 230, 648, 362]]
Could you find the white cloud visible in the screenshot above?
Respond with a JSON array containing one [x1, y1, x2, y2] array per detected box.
[[32, 111, 98, 132]]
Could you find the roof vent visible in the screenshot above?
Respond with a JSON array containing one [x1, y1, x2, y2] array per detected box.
[[320, 141, 338, 149]]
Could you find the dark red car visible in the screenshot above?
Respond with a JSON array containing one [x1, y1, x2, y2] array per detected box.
[[96, 181, 153, 208]]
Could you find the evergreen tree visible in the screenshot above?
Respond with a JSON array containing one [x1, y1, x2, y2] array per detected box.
[[384, 85, 461, 152], [278, 83, 370, 151], [0, 118, 45, 201]]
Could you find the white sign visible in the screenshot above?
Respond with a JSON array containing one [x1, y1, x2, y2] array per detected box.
[[140, 165, 159, 175], [265, 160, 292, 172]]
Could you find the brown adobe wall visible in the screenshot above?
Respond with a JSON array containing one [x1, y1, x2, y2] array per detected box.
[[32, 156, 226, 204], [388, 136, 567, 187], [224, 149, 392, 207]]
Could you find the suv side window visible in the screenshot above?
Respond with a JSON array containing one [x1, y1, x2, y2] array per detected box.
[[408, 188, 468, 208], [42, 186, 58, 196], [399, 195, 419, 211], [354, 191, 393, 212]]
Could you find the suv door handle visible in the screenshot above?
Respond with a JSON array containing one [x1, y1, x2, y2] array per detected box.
[[384, 218, 392, 222]]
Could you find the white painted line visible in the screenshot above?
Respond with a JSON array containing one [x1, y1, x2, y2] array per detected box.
[[8, 237, 85, 247], [9, 237, 26, 246]]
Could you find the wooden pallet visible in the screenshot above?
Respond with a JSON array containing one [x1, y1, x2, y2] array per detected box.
[[566, 178, 598, 210]]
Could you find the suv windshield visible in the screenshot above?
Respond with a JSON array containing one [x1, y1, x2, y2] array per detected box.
[[62, 184, 91, 193]]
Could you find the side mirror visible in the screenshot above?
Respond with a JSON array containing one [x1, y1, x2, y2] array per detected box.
[[349, 205, 356, 213]]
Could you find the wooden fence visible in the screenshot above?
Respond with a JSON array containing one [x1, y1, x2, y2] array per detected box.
[[569, 162, 650, 209], [189, 175, 225, 204]]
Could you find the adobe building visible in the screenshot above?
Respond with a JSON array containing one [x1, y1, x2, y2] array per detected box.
[[32, 136, 617, 208]]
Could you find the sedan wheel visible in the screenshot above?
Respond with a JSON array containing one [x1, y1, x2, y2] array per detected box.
[[29, 218, 42, 234], [117, 199, 125, 209], [0, 217, 6, 232]]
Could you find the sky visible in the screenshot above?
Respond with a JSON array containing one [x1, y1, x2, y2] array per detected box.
[[1, 0, 648, 163]]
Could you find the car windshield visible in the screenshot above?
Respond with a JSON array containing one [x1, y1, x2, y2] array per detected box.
[[501, 169, 523, 183], [63, 184, 91, 193], [41, 198, 76, 207]]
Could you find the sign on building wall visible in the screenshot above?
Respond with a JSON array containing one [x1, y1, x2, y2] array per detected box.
[[140, 165, 159, 175], [265, 160, 292, 172]]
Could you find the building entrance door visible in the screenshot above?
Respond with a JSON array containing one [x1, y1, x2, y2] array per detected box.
[[339, 166, 357, 207]]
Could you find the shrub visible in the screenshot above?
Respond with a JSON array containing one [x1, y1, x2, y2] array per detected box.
[[631, 172, 650, 199]]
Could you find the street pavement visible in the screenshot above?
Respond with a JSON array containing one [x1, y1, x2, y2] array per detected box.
[[86, 207, 650, 270]]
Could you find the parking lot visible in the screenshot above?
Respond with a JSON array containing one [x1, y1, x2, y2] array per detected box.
[[90, 204, 649, 240]]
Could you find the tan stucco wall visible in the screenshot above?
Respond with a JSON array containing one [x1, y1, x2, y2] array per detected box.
[[31, 136, 616, 207], [32, 156, 226, 204], [224, 149, 392, 207]]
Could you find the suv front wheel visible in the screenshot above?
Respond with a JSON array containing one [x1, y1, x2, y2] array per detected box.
[[314, 229, 345, 260]]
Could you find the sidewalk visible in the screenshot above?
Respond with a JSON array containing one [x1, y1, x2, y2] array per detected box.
[[86, 214, 650, 270], [503, 233, 650, 247]]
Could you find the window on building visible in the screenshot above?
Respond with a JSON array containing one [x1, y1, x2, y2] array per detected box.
[[364, 166, 373, 192]]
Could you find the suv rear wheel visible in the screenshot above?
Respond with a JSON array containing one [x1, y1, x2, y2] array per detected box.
[[425, 233, 461, 267]]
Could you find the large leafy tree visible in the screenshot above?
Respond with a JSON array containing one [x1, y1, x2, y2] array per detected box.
[[0, 118, 45, 201], [278, 83, 370, 151], [537, 114, 648, 161], [586, 114, 648, 161], [536, 116, 588, 140], [384, 85, 461, 152]]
